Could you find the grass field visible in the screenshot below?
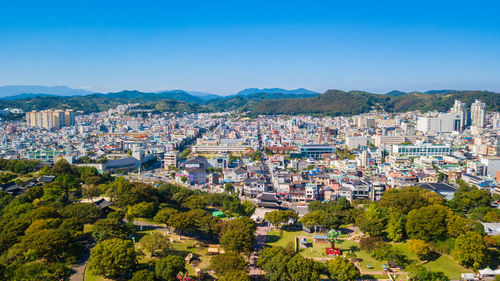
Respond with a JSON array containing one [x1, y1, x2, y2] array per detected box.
[[265, 229, 472, 280], [135, 228, 213, 277], [266, 230, 386, 272], [392, 243, 472, 280], [86, 226, 214, 280], [84, 270, 110, 281]]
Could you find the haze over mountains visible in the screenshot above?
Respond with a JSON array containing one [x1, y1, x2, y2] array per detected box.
[[0, 85, 95, 98], [0, 85, 320, 100], [0, 85, 498, 117]]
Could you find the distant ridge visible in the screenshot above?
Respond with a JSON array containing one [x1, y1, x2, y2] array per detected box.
[[185, 91, 221, 101], [385, 90, 407, 96], [0, 85, 94, 98], [0, 93, 59, 100], [236, 88, 318, 96], [96, 90, 205, 104], [0, 87, 497, 115]]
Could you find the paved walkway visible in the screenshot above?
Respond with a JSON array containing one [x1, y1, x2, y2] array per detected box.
[[69, 236, 94, 281], [249, 221, 269, 278]]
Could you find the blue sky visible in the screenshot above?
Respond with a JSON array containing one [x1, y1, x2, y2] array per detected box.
[[1, 0, 499, 95]]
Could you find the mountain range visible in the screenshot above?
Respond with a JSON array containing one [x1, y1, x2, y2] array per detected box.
[[0, 85, 319, 100], [0, 85, 95, 98], [0, 85, 498, 116]]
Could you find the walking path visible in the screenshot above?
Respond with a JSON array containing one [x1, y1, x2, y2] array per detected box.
[[249, 221, 269, 278], [69, 236, 94, 281]]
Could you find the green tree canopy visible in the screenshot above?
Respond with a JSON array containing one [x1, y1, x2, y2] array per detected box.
[[452, 231, 489, 270], [210, 251, 248, 276], [326, 256, 361, 281], [92, 218, 129, 241], [220, 217, 256, 253], [155, 255, 186, 281], [87, 238, 137, 279], [406, 204, 453, 241], [139, 232, 171, 257]]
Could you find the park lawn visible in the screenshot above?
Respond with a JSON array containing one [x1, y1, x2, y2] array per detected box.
[[266, 229, 304, 248], [304, 239, 387, 273], [84, 270, 112, 281], [135, 217, 157, 225], [265, 230, 387, 274], [134, 228, 212, 278], [392, 243, 472, 280]]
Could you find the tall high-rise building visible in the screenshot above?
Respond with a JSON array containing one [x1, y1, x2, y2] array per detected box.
[[64, 110, 75, 126], [471, 99, 486, 128], [451, 99, 467, 131], [26, 109, 75, 130], [416, 113, 461, 133]]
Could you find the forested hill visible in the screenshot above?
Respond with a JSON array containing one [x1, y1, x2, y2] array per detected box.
[[0, 89, 498, 115], [251, 89, 500, 116]]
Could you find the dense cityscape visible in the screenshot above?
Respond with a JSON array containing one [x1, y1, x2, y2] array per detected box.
[[2, 1, 500, 281], [0, 94, 499, 280]]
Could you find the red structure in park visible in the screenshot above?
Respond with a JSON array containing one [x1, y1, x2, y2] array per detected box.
[[325, 229, 342, 256]]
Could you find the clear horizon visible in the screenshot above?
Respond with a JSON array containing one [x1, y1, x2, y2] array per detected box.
[[1, 1, 500, 95]]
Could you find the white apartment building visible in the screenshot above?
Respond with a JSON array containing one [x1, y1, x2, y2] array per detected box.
[[451, 99, 467, 131], [416, 113, 461, 133], [471, 99, 486, 128], [393, 142, 451, 157]]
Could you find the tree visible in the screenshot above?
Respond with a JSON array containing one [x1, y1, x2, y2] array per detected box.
[[379, 187, 431, 214], [168, 211, 197, 234], [24, 218, 62, 235], [210, 251, 248, 275], [21, 228, 79, 262], [447, 214, 478, 238], [155, 255, 186, 281], [286, 254, 323, 281], [131, 269, 157, 281], [61, 203, 102, 224], [224, 183, 234, 194], [448, 183, 493, 213], [265, 210, 298, 228], [180, 176, 187, 183], [452, 231, 488, 269], [218, 270, 251, 281], [88, 238, 137, 279], [154, 207, 179, 225], [408, 239, 433, 261], [12, 262, 70, 281], [355, 204, 386, 236], [241, 200, 255, 217], [182, 195, 206, 210], [359, 237, 383, 252], [128, 202, 157, 218], [30, 206, 59, 221], [483, 211, 500, 222], [92, 218, 129, 241], [259, 250, 293, 281], [326, 256, 361, 281], [50, 159, 75, 176], [386, 211, 405, 242], [83, 184, 101, 201], [140, 232, 171, 257], [220, 217, 256, 253], [299, 210, 326, 228], [406, 205, 452, 241]]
